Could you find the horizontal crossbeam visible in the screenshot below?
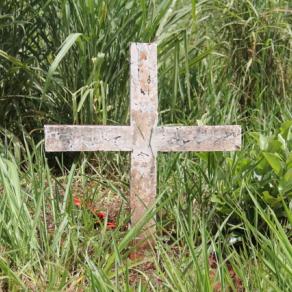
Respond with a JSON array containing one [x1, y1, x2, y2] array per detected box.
[[44, 125, 133, 152], [45, 125, 241, 153], [152, 125, 241, 152]]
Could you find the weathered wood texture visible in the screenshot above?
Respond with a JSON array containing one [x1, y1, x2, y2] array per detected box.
[[44, 42, 242, 244], [45, 124, 241, 153], [45, 125, 133, 152], [130, 43, 158, 237], [152, 125, 241, 152]]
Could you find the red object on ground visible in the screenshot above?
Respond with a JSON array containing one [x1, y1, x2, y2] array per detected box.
[[73, 196, 81, 207], [71, 197, 117, 230], [95, 211, 116, 229], [97, 211, 106, 219], [106, 222, 116, 229]]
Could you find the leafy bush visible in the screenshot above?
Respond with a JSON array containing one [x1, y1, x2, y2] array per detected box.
[[212, 121, 292, 231]]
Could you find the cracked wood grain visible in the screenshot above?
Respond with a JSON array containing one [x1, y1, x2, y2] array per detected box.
[[130, 43, 158, 240]]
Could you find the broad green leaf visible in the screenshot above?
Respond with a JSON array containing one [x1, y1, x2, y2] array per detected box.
[[255, 158, 270, 174], [267, 139, 282, 153], [279, 178, 292, 194], [287, 152, 292, 168], [287, 127, 292, 141], [280, 120, 292, 139], [263, 152, 283, 175], [262, 191, 281, 208], [284, 169, 292, 182]]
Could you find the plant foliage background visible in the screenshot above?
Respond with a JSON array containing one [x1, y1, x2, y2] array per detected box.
[[0, 0, 291, 290]]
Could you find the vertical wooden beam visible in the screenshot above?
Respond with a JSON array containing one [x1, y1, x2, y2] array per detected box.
[[130, 43, 158, 241]]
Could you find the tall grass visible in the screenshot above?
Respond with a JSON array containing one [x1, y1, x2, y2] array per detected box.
[[0, 0, 291, 290], [0, 139, 291, 290]]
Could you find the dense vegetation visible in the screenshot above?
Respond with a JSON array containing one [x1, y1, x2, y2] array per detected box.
[[0, 0, 291, 290]]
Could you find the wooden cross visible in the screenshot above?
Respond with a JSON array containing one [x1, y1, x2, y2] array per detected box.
[[45, 43, 241, 241]]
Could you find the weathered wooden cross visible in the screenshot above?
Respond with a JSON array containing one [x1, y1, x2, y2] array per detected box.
[[45, 43, 241, 241]]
